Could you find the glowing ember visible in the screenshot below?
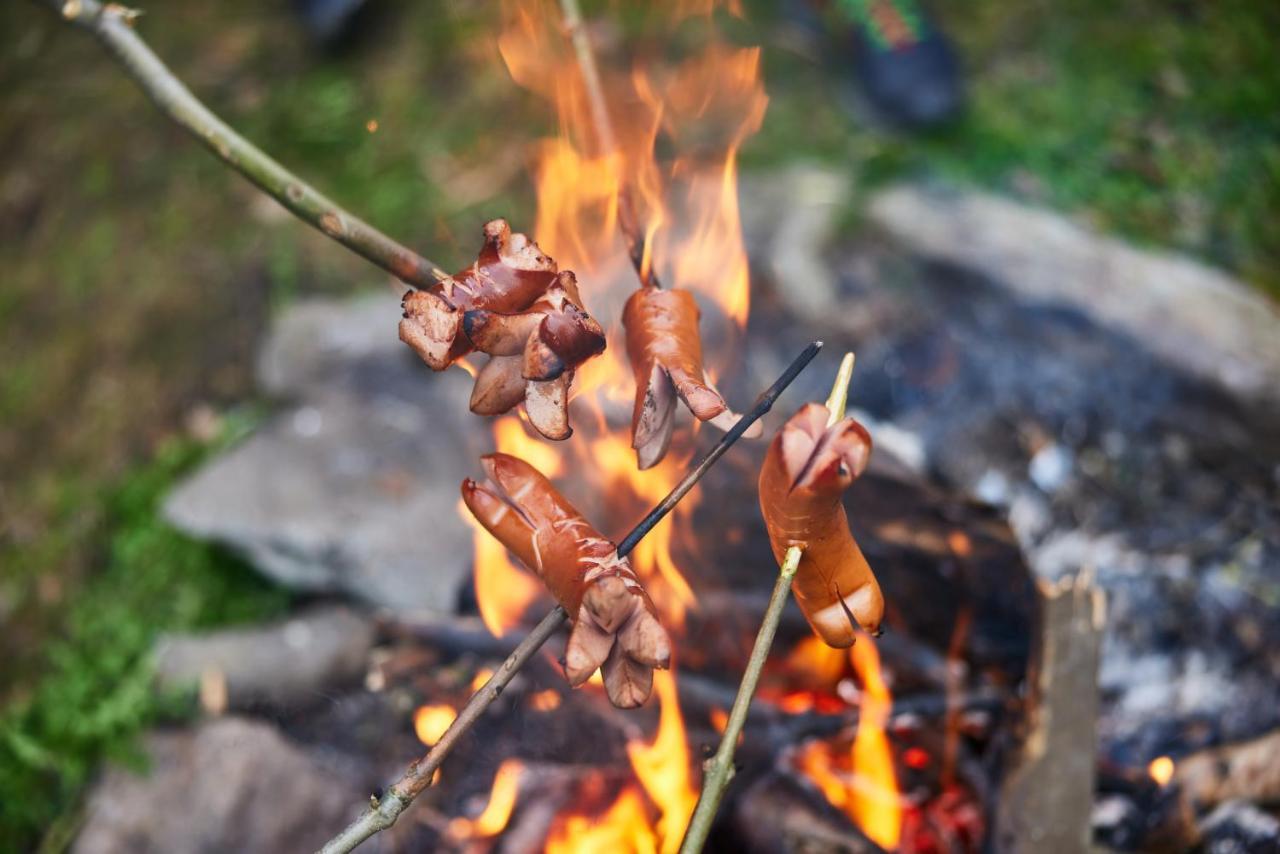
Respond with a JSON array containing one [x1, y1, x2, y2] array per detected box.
[[449, 759, 524, 839], [413, 704, 457, 746], [1148, 755, 1175, 786], [529, 689, 562, 711]]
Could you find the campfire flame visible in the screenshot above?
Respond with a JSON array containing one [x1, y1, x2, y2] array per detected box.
[[849, 637, 904, 849], [627, 668, 698, 853], [794, 635, 904, 849], [449, 759, 525, 840], [462, 1, 767, 848], [545, 667, 697, 852]]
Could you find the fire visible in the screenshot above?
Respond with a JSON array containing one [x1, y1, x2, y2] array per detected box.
[[463, 499, 544, 637], [588, 433, 697, 629], [414, 704, 457, 746], [794, 636, 903, 849], [449, 759, 525, 839], [1148, 755, 1175, 787], [545, 787, 657, 854], [547, 668, 698, 853], [849, 638, 903, 849], [627, 669, 698, 854]]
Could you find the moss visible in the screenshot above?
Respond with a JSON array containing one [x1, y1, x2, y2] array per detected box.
[[0, 420, 289, 852]]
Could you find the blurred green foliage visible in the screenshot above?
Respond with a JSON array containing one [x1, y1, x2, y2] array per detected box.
[[0, 421, 289, 852], [751, 0, 1280, 293]]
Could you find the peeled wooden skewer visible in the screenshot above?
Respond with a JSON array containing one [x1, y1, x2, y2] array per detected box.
[[679, 352, 857, 854]]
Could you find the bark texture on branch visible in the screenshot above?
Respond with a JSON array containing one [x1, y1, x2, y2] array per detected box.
[[43, 0, 444, 289]]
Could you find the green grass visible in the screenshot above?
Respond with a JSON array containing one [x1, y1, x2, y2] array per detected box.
[[0, 422, 289, 853], [745, 0, 1280, 294]]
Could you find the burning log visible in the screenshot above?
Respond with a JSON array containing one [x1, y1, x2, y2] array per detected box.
[[462, 453, 672, 709], [758, 399, 884, 646]]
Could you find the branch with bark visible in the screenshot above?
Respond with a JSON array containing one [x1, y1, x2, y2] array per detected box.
[[40, 0, 445, 288]]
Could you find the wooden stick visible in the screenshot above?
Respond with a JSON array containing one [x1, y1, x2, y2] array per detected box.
[[558, 0, 662, 289], [39, 0, 445, 289], [318, 341, 823, 854], [679, 353, 856, 854]]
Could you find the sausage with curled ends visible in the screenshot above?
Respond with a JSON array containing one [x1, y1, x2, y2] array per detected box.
[[399, 219, 557, 371], [461, 453, 671, 708], [758, 402, 883, 647], [464, 271, 606, 440], [623, 286, 756, 469]]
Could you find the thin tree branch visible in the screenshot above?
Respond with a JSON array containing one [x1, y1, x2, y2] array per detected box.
[[41, 0, 444, 288], [679, 352, 856, 854], [318, 341, 823, 854], [558, 0, 662, 289]]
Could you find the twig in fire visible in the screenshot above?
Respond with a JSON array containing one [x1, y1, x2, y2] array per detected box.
[[318, 341, 823, 854], [558, 0, 657, 289], [38, 0, 445, 289], [679, 352, 857, 854]]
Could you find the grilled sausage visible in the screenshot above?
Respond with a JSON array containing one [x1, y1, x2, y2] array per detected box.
[[464, 271, 606, 440], [461, 453, 671, 708], [622, 286, 728, 469], [400, 219, 557, 370], [758, 402, 882, 647]]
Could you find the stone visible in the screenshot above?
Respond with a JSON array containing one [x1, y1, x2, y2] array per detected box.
[[153, 605, 375, 710], [866, 183, 1280, 408], [164, 291, 487, 612], [73, 717, 364, 854]]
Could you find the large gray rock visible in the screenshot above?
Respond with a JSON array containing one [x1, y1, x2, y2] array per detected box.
[[165, 291, 485, 612], [153, 605, 375, 710], [866, 183, 1280, 408], [74, 717, 363, 854]]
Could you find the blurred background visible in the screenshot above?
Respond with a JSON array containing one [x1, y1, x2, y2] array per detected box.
[[1, 0, 1277, 851]]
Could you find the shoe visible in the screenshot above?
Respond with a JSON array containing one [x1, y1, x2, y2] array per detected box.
[[844, 0, 964, 128]]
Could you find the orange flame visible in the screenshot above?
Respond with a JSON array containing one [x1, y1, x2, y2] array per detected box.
[[794, 636, 903, 849], [545, 786, 657, 854], [449, 759, 525, 839], [627, 669, 698, 853], [414, 704, 457, 747], [546, 668, 697, 852], [849, 638, 903, 849]]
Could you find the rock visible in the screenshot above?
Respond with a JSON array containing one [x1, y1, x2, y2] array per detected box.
[[739, 164, 852, 323], [165, 291, 487, 612], [74, 717, 364, 854], [866, 183, 1280, 408], [153, 605, 375, 710], [1199, 801, 1280, 854]]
